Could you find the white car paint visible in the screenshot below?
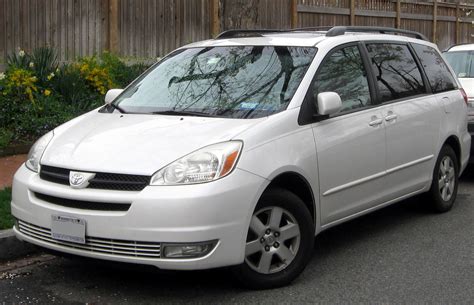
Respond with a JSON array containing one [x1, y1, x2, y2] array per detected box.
[[11, 31, 470, 271], [444, 43, 474, 100], [42, 111, 265, 175]]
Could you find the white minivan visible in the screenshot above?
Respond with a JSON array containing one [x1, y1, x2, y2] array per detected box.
[[444, 43, 474, 161], [11, 26, 470, 289]]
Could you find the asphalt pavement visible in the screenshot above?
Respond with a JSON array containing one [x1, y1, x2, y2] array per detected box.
[[1, 169, 473, 304]]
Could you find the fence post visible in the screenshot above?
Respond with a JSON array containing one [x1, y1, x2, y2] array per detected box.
[[109, 0, 120, 53], [396, 0, 401, 29], [350, 0, 355, 26], [455, 2, 460, 44], [291, 0, 298, 28], [432, 0, 437, 43], [210, 0, 220, 37]]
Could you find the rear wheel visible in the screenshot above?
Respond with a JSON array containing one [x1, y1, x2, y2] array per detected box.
[[427, 145, 459, 213], [232, 188, 314, 289]]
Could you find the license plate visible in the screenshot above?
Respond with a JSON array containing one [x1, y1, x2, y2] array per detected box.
[[51, 215, 86, 244]]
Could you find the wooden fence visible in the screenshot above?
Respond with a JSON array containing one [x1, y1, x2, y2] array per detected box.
[[295, 0, 474, 49], [0, 0, 473, 71]]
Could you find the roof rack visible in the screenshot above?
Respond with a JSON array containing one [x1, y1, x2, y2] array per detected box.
[[215, 27, 333, 39], [216, 29, 285, 39], [326, 26, 428, 41], [215, 26, 428, 41]]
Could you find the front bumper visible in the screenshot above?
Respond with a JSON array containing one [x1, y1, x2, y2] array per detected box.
[[11, 164, 266, 270]]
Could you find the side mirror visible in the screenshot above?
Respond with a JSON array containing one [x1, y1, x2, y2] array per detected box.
[[317, 92, 342, 116], [104, 89, 124, 105]]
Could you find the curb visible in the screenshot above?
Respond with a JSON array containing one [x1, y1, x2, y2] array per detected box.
[[0, 143, 32, 158], [0, 228, 39, 261]]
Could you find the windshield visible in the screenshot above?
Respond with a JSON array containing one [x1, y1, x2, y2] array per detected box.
[[444, 51, 474, 78], [114, 46, 317, 118]]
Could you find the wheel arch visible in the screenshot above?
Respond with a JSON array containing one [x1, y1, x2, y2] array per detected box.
[[263, 171, 316, 226], [442, 135, 461, 168]]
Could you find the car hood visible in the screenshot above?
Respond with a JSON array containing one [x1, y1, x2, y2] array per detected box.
[[459, 78, 474, 99], [42, 111, 264, 175]]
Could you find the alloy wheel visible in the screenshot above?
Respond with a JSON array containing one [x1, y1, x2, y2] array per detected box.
[[245, 206, 301, 274], [438, 155, 455, 201]]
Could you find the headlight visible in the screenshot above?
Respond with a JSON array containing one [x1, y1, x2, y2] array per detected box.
[[25, 131, 54, 172], [150, 141, 242, 185]]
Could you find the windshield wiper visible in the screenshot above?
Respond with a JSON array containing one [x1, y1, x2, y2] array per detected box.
[[110, 103, 127, 114], [151, 110, 213, 117]]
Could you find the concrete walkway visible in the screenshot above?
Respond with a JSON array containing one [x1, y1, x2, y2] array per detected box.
[[0, 154, 27, 189]]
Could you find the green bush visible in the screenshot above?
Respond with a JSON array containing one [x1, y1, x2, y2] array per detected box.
[[30, 47, 59, 86], [52, 65, 102, 111], [0, 188, 14, 230], [0, 128, 13, 148], [0, 47, 152, 147], [101, 52, 149, 87], [6, 49, 31, 71]]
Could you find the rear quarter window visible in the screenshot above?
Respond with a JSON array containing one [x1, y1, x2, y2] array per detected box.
[[366, 43, 426, 103], [412, 44, 457, 93]]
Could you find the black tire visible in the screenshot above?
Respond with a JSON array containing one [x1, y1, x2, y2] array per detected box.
[[232, 188, 314, 289], [427, 145, 459, 213]]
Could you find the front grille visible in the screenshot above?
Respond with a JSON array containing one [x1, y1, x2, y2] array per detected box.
[[40, 166, 69, 185], [34, 192, 131, 211], [40, 165, 150, 191], [18, 220, 161, 259]]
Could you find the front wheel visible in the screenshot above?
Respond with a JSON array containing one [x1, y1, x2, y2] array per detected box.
[[232, 188, 314, 289], [427, 145, 459, 213]]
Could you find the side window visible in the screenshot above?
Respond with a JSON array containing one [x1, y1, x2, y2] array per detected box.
[[367, 43, 426, 103], [412, 44, 457, 93], [313, 45, 371, 114]]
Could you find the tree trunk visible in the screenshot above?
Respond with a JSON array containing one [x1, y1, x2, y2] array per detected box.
[[220, 0, 260, 30]]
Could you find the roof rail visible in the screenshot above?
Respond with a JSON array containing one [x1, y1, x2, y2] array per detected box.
[[216, 29, 285, 39], [289, 26, 334, 32], [326, 26, 428, 41], [215, 26, 428, 41]]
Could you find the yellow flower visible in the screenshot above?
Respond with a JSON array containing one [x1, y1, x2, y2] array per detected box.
[[44, 89, 51, 96], [29, 62, 34, 68], [5, 68, 38, 102]]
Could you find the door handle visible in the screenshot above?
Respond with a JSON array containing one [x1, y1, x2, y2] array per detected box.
[[369, 118, 383, 127], [385, 114, 398, 122]]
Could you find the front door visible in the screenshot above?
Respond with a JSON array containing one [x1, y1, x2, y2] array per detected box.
[[309, 44, 387, 225]]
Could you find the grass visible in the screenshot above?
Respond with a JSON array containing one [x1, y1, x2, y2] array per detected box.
[[0, 187, 14, 230]]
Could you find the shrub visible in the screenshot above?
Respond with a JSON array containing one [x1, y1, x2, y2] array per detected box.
[[51, 64, 102, 111], [100, 52, 149, 88], [2, 94, 77, 142], [0, 47, 152, 147], [30, 47, 59, 86], [76, 56, 114, 95], [6, 49, 31, 71], [3, 68, 38, 102], [0, 128, 13, 148]]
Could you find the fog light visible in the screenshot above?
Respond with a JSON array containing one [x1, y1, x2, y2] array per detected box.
[[162, 241, 217, 259]]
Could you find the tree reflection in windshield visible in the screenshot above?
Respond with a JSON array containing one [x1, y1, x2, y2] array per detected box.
[[116, 46, 316, 118]]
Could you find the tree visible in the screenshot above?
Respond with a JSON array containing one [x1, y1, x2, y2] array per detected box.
[[220, 0, 260, 30]]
